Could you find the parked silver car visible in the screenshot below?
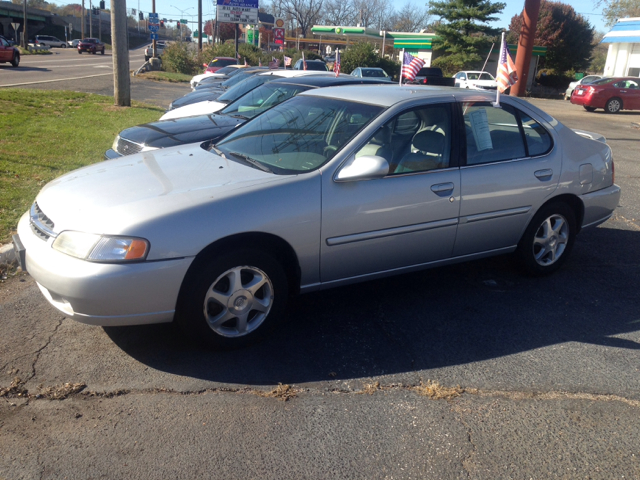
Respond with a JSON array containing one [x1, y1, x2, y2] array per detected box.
[[35, 35, 67, 48], [14, 86, 621, 349]]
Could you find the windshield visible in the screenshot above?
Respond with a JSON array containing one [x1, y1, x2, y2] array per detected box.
[[221, 83, 312, 119], [214, 66, 238, 75], [217, 74, 280, 103], [215, 96, 383, 174], [220, 69, 264, 88]]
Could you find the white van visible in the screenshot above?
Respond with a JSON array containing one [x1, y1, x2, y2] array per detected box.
[[35, 35, 67, 48]]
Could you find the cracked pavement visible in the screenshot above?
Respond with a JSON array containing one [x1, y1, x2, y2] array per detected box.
[[1, 91, 640, 478]]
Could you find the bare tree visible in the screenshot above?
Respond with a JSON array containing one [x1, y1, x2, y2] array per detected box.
[[280, 0, 324, 37], [367, 0, 396, 31], [323, 0, 357, 26], [390, 2, 431, 32]]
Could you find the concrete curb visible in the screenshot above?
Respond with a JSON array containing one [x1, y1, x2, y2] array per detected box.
[[0, 243, 17, 266]]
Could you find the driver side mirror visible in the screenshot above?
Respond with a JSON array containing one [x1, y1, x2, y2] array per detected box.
[[335, 155, 390, 182]]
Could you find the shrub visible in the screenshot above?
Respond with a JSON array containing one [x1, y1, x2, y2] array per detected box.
[[162, 42, 199, 75], [535, 69, 573, 89]]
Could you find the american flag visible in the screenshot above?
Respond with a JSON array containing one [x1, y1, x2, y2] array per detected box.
[[269, 57, 280, 69], [284, 55, 292, 67], [496, 40, 518, 93], [302, 51, 307, 70], [334, 49, 340, 77], [401, 51, 425, 83]]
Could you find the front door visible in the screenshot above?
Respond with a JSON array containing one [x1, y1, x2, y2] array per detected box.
[[320, 103, 462, 283]]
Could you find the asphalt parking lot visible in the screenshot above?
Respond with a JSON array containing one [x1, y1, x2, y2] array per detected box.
[[1, 83, 640, 479]]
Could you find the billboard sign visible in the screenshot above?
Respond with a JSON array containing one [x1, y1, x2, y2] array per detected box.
[[273, 17, 284, 44], [216, 0, 258, 25]]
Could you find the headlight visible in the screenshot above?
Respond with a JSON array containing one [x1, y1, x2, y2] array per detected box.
[[112, 135, 120, 151], [52, 232, 149, 262]]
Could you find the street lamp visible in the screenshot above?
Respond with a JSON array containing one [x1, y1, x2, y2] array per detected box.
[[170, 5, 193, 40]]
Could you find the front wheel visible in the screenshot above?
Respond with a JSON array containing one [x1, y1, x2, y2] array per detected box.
[[176, 249, 289, 349], [61, 43, 66, 48], [10, 54, 19, 67], [584, 106, 596, 112], [78, 50, 82, 54], [605, 97, 622, 114], [517, 203, 576, 276], [100, 49, 104, 55]]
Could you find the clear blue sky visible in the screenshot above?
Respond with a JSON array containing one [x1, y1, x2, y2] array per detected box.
[[54, 0, 610, 34]]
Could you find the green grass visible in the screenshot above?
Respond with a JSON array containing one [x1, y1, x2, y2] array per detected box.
[[136, 71, 192, 83], [0, 89, 164, 243]]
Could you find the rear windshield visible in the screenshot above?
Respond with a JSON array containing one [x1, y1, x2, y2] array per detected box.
[[209, 59, 236, 68], [306, 62, 328, 71], [416, 67, 443, 77]]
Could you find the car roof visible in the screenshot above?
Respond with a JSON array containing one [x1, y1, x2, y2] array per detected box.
[[299, 84, 502, 107], [257, 70, 335, 78], [270, 76, 390, 87]]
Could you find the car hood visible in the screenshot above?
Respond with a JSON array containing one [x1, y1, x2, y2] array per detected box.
[[118, 114, 243, 149], [36, 143, 283, 236], [160, 100, 226, 120]]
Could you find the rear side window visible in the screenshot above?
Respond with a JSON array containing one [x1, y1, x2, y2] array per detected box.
[[463, 102, 551, 165]]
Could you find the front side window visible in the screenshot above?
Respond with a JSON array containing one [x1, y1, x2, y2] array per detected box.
[[216, 96, 382, 174], [354, 104, 453, 175], [463, 102, 551, 165]]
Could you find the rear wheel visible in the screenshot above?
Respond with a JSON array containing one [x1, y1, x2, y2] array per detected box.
[[78, 50, 82, 54], [517, 202, 576, 276], [605, 97, 622, 114], [10, 53, 19, 68], [176, 249, 289, 349], [61, 43, 66, 48], [100, 48, 104, 55], [584, 106, 596, 112]]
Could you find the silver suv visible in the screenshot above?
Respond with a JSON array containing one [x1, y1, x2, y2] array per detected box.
[[35, 35, 67, 48]]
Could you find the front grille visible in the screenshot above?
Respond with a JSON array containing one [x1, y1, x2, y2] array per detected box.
[[30, 202, 57, 241], [115, 137, 143, 156]]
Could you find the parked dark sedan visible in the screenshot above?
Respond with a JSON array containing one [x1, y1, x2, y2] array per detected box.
[[78, 38, 105, 54], [106, 77, 391, 159]]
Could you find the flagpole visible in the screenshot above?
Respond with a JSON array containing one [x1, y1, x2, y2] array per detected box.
[[399, 48, 404, 86], [493, 33, 504, 108]]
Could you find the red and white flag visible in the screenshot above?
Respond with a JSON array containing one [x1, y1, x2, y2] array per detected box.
[[496, 34, 518, 93], [334, 49, 340, 77], [400, 51, 425, 84]]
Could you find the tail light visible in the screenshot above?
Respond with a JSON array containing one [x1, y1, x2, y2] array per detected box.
[[423, 78, 428, 84]]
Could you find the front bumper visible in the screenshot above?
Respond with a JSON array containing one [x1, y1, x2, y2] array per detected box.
[[580, 184, 622, 229], [104, 148, 122, 160], [16, 213, 194, 326]]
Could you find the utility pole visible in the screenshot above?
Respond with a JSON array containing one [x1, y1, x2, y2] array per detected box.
[[81, 0, 85, 40], [89, 0, 93, 37], [198, 0, 202, 52], [22, 0, 27, 48], [510, 0, 541, 97], [152, 0, 156, 58], [111, 0, 130, 106]]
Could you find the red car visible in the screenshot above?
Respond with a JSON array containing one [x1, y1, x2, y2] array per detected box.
[[570, 76, 640, 113], [203, 57, 237, 73], [77, 38, 105, 55], [0, 35, 19, 67]]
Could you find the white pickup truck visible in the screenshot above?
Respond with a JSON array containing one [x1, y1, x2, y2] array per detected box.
[[144, 41, 165, 61]]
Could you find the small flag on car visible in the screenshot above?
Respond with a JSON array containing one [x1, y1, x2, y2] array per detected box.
[[269, 57, 280, 69], [302, 51, 307, 70], [334, 49, 340, 77], [400, 50, 425, 85], [494, 32, 518, 107], [284, 55, 292, 67]]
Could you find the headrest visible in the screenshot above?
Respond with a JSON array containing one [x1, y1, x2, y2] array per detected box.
[[412, 130, 444, 153], [371, 125, 391, 145]]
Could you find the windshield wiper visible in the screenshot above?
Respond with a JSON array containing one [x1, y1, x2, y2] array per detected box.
[[210, 145, 226, 158], [228, 113, 248, 120], [229, 152, 273, 173]]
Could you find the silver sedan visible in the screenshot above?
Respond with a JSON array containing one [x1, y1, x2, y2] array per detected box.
[[14, 86, 621, 349]]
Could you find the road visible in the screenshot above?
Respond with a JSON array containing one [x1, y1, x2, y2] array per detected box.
[[0, 46, 189, 108], [1, 78, 640, 479]]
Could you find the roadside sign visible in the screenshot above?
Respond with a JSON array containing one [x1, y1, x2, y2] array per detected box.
[[150, 33, 158, 40], [11, 22, 20, 32], [180, 19, 188, 24], [148, 24, 159, 32], [274, 28, 284, 44], [69, 22, 73, 32], [216, 0, 258, 25]]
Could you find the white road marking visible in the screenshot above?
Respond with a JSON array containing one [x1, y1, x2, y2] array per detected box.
[[0, 72, 113, 88]]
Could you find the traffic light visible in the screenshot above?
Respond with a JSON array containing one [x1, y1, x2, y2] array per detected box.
[[176, 21, 180, 28], [160, 20, 164, 27], [139, 11, 144, 20], [99, 0, 105, 9]]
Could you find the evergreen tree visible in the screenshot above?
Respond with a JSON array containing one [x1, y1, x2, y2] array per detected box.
[[428, 0, 505, 75]]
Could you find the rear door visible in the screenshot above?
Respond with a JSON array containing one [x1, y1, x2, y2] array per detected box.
[[0, 37, 10, 61], [454, 100, 559, 256]]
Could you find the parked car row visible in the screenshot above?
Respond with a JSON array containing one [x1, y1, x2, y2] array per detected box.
[[12, 61, 622, 350]]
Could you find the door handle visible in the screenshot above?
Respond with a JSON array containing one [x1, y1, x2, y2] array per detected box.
[[431, 182, 454, 193], [534, 169, 553, 180], [620, 90, 627, 93]]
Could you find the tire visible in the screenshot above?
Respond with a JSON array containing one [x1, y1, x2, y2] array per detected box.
[[584, 106, 596, 112], [78, 50, 82, 54], [605, 97, 622, 114], [100, 48, 104, 55], [10, 54, 19, 68], [175, 249, 289, 349], [61, 43, 66, 48], [517, 202, 576, 276]]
